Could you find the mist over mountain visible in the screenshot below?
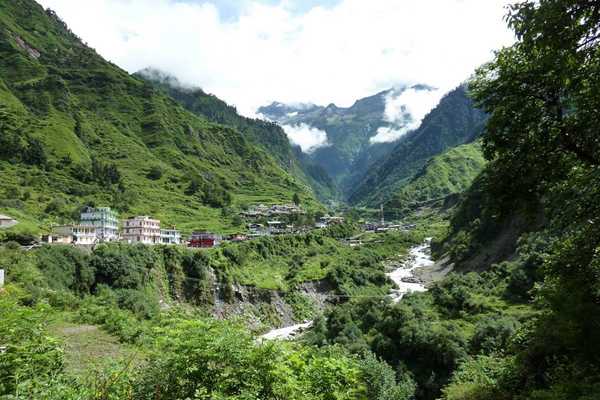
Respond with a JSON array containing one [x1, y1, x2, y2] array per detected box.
[[348, 85, 488, 207], [258, 84, 443, 198]]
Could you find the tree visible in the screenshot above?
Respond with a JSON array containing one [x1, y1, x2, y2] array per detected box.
[[468, 1, 600, 397], [293, 192, 301, 206]]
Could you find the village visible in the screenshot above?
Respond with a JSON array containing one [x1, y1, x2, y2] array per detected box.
[[28, 204, 349, 249], [0, 202, 412, 252]]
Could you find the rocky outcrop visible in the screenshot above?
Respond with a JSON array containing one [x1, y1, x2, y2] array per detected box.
[[210, 279, 334, 330]]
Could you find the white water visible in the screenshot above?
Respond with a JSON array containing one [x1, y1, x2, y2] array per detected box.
[[261, 239, 433, 340], [259, 321, 312, 340], [386, 238, 432, 302]]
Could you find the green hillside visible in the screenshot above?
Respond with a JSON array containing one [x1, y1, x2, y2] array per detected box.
[[348, 86, 487, 207], [386, 142, 486, 211], [135, 68, 339, 202], [0, 0, 319, 236]]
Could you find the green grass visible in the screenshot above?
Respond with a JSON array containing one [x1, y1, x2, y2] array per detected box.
[[0, 0, 321, 236], [48, 314, 136, 375], [387, 142, 486, 209]]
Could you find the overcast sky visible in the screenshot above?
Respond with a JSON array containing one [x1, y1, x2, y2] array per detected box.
[[36, 0, 515, 117]]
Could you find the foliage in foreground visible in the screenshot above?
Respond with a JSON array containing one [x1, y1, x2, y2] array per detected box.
[[0, 288, 415, 400], [436, 0, 600, 399]]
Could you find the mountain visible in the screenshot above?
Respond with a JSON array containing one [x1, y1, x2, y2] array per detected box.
[[135, 68, 339, 202], [385, 141, 486, 213], [258, 85, 437, 197], [348, 86, 487, 207], [0, 0, 320, 235]]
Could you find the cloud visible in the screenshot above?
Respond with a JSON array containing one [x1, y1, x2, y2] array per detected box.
[[35, 0, 514, 116], [282, 123, 329, 153], [370, 86, 445, 143]]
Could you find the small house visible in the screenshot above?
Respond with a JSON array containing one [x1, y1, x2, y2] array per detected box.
[[229, 233, 248, 242], [267, 221, 286, 235], [45, 225, 97, 245], [189, 232, 222, 248], [248, 223, 267, 236]]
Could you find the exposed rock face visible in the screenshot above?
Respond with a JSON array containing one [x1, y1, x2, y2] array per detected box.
[[14, 35, 40, 59], [210, 279, 334, 330]]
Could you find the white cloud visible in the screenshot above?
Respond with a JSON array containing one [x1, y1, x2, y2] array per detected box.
[[35, 0, 514, 116], [370, 87, 445, 143], [282, 123, 329, 153]]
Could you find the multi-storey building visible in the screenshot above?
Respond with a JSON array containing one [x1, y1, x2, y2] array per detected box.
[[160, 227, 181, 245], [46, 225, 97, 245], [122, 216, 161, 244], [80, 207, 119, 241]]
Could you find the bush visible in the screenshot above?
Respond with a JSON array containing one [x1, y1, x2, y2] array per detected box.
[[471, 316, 519, 355], [146, 166, 163, 180]]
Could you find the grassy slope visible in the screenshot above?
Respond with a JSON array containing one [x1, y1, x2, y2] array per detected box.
[[387, 142, 486, 209], [136, 68, 339, 203], [0, 0, 319, 236]]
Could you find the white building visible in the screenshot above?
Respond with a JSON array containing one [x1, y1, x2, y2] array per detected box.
[[316, 215, 345, 228], [160, 227, 181, 245], [80, 207, 119, 241], [46, 225, 97, 245], [0, 269, 5, 288], [122, 216, 161, 244]]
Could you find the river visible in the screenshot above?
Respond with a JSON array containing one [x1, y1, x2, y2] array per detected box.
[[386, 238, 432, 302], [260, 238, 433, 340]]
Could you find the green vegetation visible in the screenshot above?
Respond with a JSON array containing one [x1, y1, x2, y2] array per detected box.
[[386, 142, 486, 213], [0, 0, 319, 237], [0, 288, 415, 400], [137, 68, 339, 203], [433, 1, 600, 398], [305, 249, 536, 400], [349, 86, 487, 208], [0, 222, 426, 399]]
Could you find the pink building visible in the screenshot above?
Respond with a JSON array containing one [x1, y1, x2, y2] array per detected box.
[[122, 216, 161, 244]]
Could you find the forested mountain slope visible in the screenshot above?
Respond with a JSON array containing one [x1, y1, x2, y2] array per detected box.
[[385, 142, 486, 213], [135, 68, 338, 201], [348, 86, 487, 207], [0, 0, 319, 234]]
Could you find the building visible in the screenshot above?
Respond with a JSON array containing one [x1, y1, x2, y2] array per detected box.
[[80, 207, 119, 241], [45, 225, 97, 245], [267, 221, 286, 235], [316, 215, 345, 228], [122, 216, 161, 244], [248, 223, 267, 236], [189, 232, 222, 248], [241, 203, 304, 219], [228, 233, 248, 242], [160, 227, 181, 245], [0, 214, 17, 229], [0, 269, 4, 288]]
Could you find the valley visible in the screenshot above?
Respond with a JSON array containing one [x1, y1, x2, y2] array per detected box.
[[2, 0, 600, 399]]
